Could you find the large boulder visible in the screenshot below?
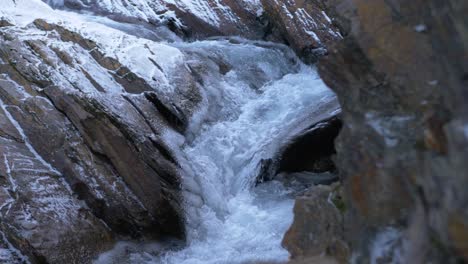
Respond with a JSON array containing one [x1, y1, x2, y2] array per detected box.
[[315, 0, 468, 261], [277, 115, 342, 174], [0, 12, 193, 262]]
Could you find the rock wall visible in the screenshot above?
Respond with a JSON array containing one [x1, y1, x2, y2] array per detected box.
[[0, 6, 193, 261], [48, 0, 264, 39], [260, 0, 341, 63], [305, 0, 468, 262], [42, 0, 342, 62]]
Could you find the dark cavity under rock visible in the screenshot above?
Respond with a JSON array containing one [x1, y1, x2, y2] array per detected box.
[[257, 115, 342, 186], [277, 115, 342, 174]]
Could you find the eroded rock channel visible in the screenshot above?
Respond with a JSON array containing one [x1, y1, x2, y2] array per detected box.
[[0, 0, 342, 263], [1, 0, 467, 264]]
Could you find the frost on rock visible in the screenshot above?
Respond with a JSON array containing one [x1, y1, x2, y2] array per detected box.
[[259, 0, 341, 62], [0, 0, 341, 263], [40, 0, 264, 38]]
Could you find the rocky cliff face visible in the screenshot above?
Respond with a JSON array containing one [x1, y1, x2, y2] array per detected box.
[[260, 0, 341, 63], [308, 0, 468, 262]]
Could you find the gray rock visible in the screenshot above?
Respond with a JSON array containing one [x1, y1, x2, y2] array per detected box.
[[282, 183, 349, 263], [316, 0, 468, 262]]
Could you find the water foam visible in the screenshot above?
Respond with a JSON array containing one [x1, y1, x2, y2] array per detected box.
[[109, 40, 336, 264], [69, 15, 337, 264]]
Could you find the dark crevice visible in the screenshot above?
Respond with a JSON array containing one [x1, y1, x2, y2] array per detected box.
[[256, 115, 342, 186], [144, 92, 187, 132], [277, 115, 342, 174], [121, 94, 160, 136], [149, 136, 178, 165]]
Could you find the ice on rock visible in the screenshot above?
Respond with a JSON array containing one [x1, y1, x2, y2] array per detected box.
[[2, 1, 339, 263]]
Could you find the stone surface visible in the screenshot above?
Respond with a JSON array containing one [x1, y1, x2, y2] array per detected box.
[[43, 0, 341, 62], [260, 0, 342, 62], [316, 0, 468, 262], [257, 97, 341, 184], [0, 13, 192, 262], [277, 115, 341, 174], [282, 183, 349, 263], [47, 0, 264, 39], [0, 16, 14, 27], [0, 0, 343, 261]]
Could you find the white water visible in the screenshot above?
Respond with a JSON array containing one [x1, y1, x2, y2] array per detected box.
[[22, 2, 338, 263], [96, 38, 337, 264], [164, 70, 335, 264]]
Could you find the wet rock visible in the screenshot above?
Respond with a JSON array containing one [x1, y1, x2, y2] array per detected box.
[[0, 17, 189, 262], [257, 113, 341, 187], [53, 0, 265, 39], [0, 102, 114, 263], [0, 16, 14, 27], [260, 0, 342, 63], [276, 171, 339, 194], [283, 183, 349, 263], [43, 0, 340, 62], [315, 0, 468, 261]]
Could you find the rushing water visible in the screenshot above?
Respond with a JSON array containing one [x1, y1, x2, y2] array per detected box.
[[162, 68, 336, 264], [96, 38, 337, 263], [40, 4, 338, 263]]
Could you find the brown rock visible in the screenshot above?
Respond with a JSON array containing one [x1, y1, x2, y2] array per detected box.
[[0, 16, 14, 28], [283, 184, 349, 263], [315, 0, 468, 261]]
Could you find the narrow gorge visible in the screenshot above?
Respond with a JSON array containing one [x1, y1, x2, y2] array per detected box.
[[0, 0, 467, 264]]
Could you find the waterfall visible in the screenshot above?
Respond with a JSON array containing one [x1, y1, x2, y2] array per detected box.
[[96, 38, 336, 263], [28, 4, 338, 263], [165, 43, 335, 264]]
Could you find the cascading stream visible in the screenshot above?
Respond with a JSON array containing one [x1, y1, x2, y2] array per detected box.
[[94, 37, 337, 264], [26, 2, 337, 263], [141, 41, 336, 264]]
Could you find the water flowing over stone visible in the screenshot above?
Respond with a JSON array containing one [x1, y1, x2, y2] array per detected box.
[[0, 0, 340, 263]]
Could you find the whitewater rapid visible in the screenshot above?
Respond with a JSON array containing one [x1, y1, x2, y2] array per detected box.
[[95, 38, 337, 263], [162, 66, 335, 264], [22, 2, 337, 263]]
